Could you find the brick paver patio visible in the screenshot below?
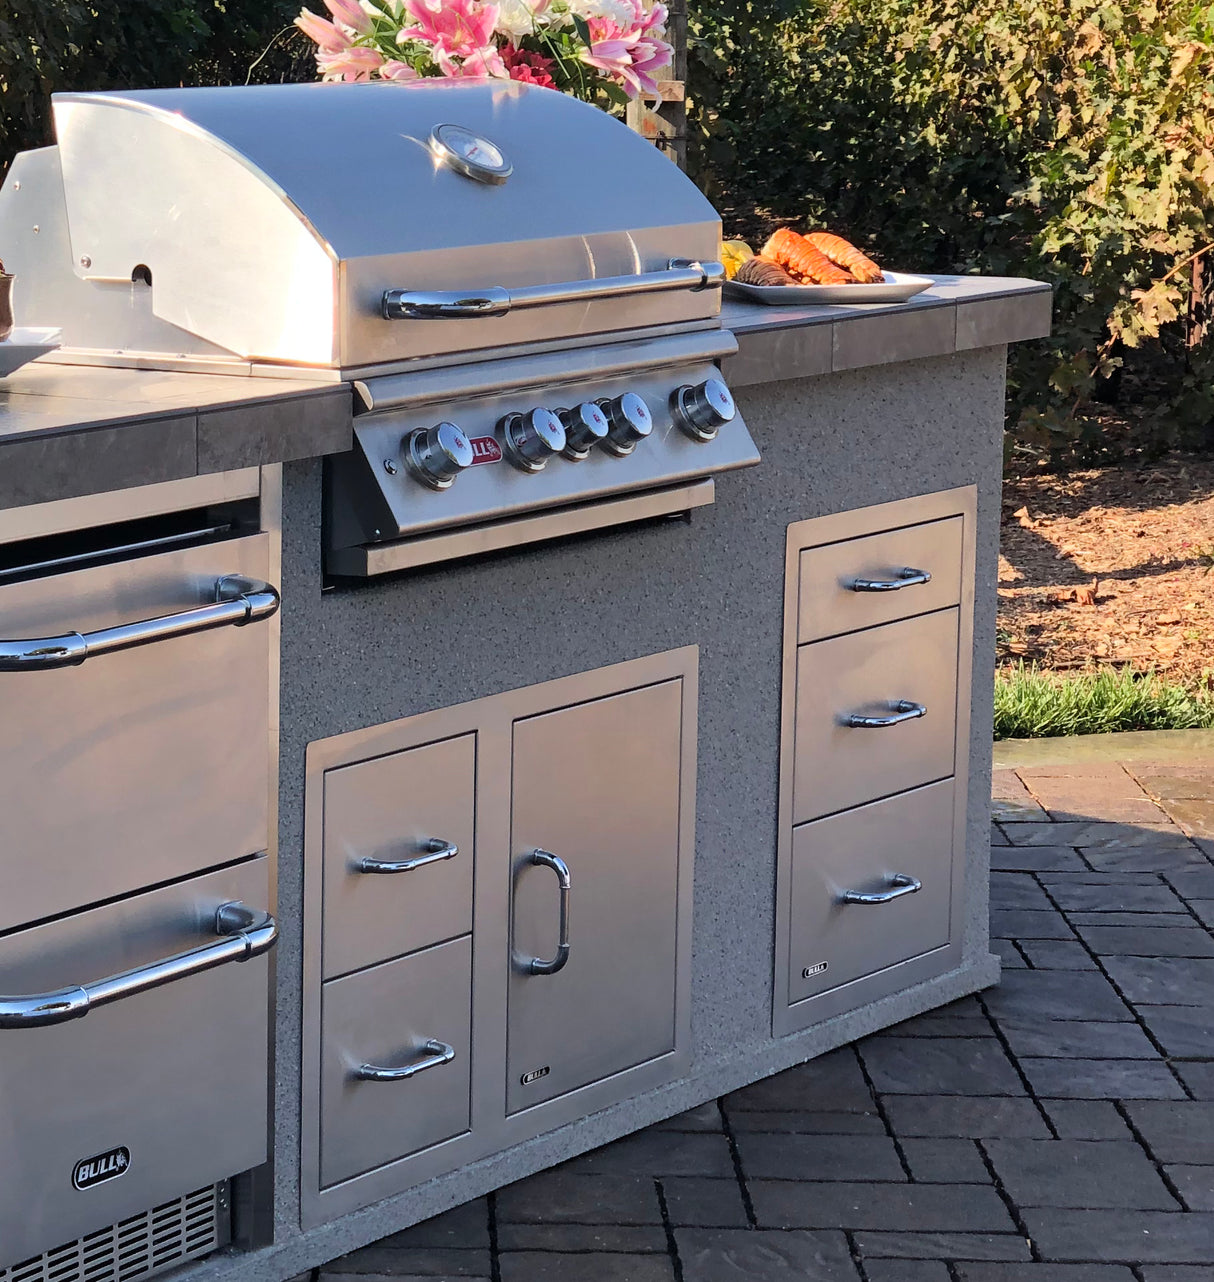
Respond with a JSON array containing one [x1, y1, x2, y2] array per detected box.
[[319, 755, 1214, 1281]]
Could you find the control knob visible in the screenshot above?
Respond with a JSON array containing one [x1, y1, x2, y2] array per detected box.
[[671, 377, 735, 442], [597, 392, 653, 457], [498, 408, 567, 472], [403, 421, 474, 490], [556, 403, 609, 460]]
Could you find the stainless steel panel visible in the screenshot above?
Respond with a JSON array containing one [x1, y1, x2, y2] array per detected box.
[[0, 536, 272, 932], [797, 516, 964, 642], [788, 780, 955, 1002], [320, 936, 472, 1188], [0, 860, 270, 1267], [323, 735, 475, 978], [793, 608, 959, 824], [507, 679, 684, 1113]]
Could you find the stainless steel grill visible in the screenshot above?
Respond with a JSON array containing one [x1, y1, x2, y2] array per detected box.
[[0, 80, 759, 571], [0, 1185, 229, 1282]]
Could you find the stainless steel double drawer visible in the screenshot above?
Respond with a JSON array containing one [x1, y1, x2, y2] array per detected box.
[[775, 490, 976, 1033], [303, 650, 697, 1225]]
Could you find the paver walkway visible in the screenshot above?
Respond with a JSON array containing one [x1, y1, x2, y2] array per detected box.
[[320, 751, 1214, 1282]]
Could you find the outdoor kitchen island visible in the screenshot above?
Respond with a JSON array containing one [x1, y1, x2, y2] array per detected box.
[[0, 80, 1050, 1282]]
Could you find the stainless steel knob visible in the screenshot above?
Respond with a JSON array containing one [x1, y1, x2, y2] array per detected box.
[[499, 408, 567, 472], [403, 421, 474, 490], [672, 377, 735, 441], [557, 402, 609, 460], [597, 392, 653, 457]]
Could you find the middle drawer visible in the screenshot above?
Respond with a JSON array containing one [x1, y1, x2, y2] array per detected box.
[[793, 608, 959, 824], [323, 733, 475, 979]]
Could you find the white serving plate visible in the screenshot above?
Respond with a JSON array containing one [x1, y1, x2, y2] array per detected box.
[[724, 271, 934, 306], [0, 327, 63, 377]]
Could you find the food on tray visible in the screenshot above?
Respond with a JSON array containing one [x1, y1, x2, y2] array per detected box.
[[761, 229, 854, 286], [734, 256, 799, 287], [719, 240, 755, 280], [804, 231, 885, 283]]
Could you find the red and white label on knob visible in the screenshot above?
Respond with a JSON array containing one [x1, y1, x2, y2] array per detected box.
[[468, 436, 503, 465]]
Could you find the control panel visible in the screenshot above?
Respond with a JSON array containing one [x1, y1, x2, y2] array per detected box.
[[326, 359, 759, 559]]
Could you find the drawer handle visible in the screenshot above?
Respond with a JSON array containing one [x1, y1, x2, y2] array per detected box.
[[850, 567, 932, 593], [845, 699, 927, 728], [841, 873, 922, 905], [354, 1038, 456, 1082], [0, 901, 277, 1030], [0, 575, 280, 672], [522, 849, 572, 976], [357, 838, 458, 874]]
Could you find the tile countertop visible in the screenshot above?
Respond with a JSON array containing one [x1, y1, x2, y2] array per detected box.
[[0, 274, 1049, 510], [0, 362, 354, 510], [721, 274, 1052, 387]]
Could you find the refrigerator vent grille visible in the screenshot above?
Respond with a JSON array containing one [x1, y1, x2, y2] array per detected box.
[[0, 1185, 228, 1282]]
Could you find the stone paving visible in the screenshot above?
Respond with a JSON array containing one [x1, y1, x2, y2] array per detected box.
[[320, 755, 1214, 1282]]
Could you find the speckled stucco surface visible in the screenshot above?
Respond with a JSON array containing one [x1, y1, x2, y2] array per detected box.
[[190, 345, 1006, 1282]]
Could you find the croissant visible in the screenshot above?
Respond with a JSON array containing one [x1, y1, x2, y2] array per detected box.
[[805, 231, 884, 283], [761, 228, 855, 286], [734, 256, 800, 287]]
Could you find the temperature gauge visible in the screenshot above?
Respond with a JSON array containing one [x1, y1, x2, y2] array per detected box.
[[429, 123, 513, 185]]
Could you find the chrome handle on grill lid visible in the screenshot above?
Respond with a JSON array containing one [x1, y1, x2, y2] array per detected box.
[[0, 574, 280, 671], [0, 902, 278, 1029], [382, 259, 725, 321]]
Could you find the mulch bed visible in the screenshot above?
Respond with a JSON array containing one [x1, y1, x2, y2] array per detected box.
[[998, 456, 1214, 687]]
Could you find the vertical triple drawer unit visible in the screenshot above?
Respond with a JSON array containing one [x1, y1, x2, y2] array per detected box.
[[774, 488, 976, 1035], [302, 649, 697, 1225]]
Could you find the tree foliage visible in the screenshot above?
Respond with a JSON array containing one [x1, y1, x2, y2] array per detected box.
[[688, 0, 1214, 458]]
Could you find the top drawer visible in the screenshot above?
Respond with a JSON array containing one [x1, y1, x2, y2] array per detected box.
[[798, 516, 963, 642], [0, 535, 273, 933]]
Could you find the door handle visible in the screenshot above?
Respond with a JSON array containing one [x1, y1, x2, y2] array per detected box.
[[356, 838, 458, 874], [0, 902, 278, 1029], [520, 849, 571, 976], [0, 575, 280, 671], [850, 567, 932, 592], [845, 699, 927, 728], [354, 1038, 456, 1082], [840, 873, 922, 905]]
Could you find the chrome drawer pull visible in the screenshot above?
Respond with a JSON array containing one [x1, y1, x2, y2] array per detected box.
[[0, 902, 277, 1030], [383, 260, 725, 321], [841, 874, 922, 905], [850, 567, 932, 592], [357, 838, 458, 874], [354, 1039, 456, 1082], [0, 575, 280, 671], [523, 849, 572, 976], [845, 699, 927, 728]]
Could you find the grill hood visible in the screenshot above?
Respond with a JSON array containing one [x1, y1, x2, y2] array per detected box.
[[0, 81, 723, 373]]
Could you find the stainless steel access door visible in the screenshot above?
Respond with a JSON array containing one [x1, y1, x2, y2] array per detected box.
[[0, 535, 273, 933], [507, 679, 685, 1114], [0, 858, 272, 1268]]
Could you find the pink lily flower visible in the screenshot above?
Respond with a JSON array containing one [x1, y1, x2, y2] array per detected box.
[[316, 44, 386, 80], [626, 37, 671, 94], [381, 59, 422, 79], [323, 0, 373, 33], [295, 7, 353, 51], [400, 0, 501, 59]]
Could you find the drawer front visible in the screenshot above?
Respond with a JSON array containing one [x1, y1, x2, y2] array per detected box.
[[793, 608, 958, 823], [321, 936, 472, 1188], [323, 735, 475, 978], [0, 859, 271, 1268], [798, 516, 963, 642], [0, 535, 272, 934], [789, 779, 954, 1003]]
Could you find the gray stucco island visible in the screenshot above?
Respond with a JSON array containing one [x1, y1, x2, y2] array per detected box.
[[0, 74, 1052, 1282]]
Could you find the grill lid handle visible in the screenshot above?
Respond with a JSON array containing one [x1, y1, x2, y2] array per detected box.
[[0, 902, 278, 1029], [0, 574, 280, 672], [382, 259, 725, 321]]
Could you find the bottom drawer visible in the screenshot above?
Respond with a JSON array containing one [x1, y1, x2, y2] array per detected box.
[[0, 859, 271, 1269], [788, 779, 954, 1003], [321, 937, 472, 1188]]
